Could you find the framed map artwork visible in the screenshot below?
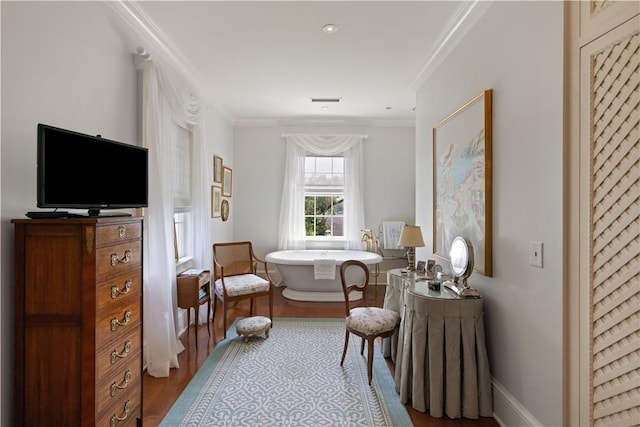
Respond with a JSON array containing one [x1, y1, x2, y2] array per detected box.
[[432, 89, 492, 276]]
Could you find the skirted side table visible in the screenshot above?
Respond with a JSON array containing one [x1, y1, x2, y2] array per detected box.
[[385, 269, 493, 419]]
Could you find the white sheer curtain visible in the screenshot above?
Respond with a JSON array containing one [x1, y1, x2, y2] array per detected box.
[[141, 57, 210, 377], [278, 134, 367, 250]]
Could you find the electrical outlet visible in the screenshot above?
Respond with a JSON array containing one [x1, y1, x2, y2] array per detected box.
[[530, 241, 543, 268]]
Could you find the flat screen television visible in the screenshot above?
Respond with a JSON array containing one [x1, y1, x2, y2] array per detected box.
[[36, 123, 148, 217]]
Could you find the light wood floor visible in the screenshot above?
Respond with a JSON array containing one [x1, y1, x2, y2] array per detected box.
[[143, 286, 499, 427]]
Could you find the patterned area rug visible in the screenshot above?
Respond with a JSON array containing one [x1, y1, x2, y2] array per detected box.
[[160, 318, 413, 426]]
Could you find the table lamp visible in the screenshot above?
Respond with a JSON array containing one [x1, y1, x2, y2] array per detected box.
[[398, 225, 425, 271]]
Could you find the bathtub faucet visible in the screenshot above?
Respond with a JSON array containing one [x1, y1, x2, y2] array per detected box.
[[361, 228, 382, 281], [361, 228, 381, 255]]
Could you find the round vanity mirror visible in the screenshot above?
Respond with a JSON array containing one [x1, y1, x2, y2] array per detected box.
[[449, 236, 474, 287]]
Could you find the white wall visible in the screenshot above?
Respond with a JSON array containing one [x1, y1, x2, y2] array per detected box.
[[1, 3, 139, 425], [205, 109, 235, 246], [232, 125, 416, 259], [1, 2, 569, 426], [414, 2, 564, 426], [0, 3, 235, 425]]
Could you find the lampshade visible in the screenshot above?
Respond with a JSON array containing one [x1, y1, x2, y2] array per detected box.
[[398, 225, 425, 248]]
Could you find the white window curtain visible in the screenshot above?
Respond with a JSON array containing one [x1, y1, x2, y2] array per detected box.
[[278, 134, 367, 250], [141, 57, 211, 378]]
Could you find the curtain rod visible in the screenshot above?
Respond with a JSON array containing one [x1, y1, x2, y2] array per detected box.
[[133, 46, 151, 69]]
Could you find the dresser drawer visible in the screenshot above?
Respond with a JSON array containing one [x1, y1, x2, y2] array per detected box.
[[96, 300, 141, 348], [97, 271, 142, 316], [97, 387, 142, 427], [96, 353, 141, 416], [96, 241, 142, 280], [97, 329, 142, 380], [96, 221, 142, 246]]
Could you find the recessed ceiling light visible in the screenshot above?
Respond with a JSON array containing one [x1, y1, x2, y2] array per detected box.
[[322, 24, 338, 34], [385, 106, 392, 110], [321, 106, 329, 110]]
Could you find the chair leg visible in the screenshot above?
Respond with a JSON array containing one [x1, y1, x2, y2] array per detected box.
[[212, 294, 217, 322], [249, 298, 255, 316], [269, 289, 273, 328], [206, 299, 211, 336], [340, 330, 350, 366], [223, 300, 228, 339], [367, 338, 375, 385], [360, 337, 365, 355]]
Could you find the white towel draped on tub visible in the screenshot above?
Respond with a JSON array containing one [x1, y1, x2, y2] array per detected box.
[[314, 258, 336, 280]]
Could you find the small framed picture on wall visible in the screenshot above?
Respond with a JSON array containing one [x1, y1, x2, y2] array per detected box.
[[213, 156, 223, 184], [223, 166, 232, 197], [211, 186, 222, 218]]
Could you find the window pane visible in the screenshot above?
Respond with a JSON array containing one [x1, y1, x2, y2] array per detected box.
[[316, 157, 332, 173], [304, 155, 345, 240], [305, 196, 315, 215], [333, 157, 344, 173], [305, 157, 316, 173], [305, 216, 315, 236], [315, 217, 330, 236], [314, 196, 333, 215], [174, 211, 192, 259]]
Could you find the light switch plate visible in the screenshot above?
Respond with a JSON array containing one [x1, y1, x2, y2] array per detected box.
[[530, 241, 543, 268]]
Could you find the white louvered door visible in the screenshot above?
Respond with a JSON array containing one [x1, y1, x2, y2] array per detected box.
[[573, 2, 639, 426]]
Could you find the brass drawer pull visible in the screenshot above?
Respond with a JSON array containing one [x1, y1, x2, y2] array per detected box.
[[110, 310, 132, 331], [111, 280, 132, 299], [110, 370, 132, 397], [110, 250, 132, 267], [117, 225, 126, 239], [110, 340, 132, 364], [110, 400, 132, 427]]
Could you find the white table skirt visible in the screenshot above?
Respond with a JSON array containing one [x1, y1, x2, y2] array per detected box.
[[380, 273, 405, 361], [394, 289, 493, 419]]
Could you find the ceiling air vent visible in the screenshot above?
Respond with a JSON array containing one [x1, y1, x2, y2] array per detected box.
[[311, 98, 341, 103]]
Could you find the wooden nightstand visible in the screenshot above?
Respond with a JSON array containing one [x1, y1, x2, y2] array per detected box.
[[177, 270, 211, 349]]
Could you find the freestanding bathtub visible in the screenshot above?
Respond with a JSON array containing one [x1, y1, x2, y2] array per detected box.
[[265, 249, 383, 302]]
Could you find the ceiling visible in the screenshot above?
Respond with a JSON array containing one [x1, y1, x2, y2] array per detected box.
[[128, 1, 464, 125]]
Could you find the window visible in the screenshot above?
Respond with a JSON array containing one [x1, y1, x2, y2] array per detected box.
[[173, 124, 193, 262], [304, 156, 344, 238]]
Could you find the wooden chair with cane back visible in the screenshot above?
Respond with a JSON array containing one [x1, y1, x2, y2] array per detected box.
[[212, 241, 274, 338]]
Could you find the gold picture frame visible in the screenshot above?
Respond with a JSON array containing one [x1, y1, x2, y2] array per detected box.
[[213, 155, 223, 184], [222, 166, 232, 197], [211, 186, 222, 218], [433, 89, 492, 276]]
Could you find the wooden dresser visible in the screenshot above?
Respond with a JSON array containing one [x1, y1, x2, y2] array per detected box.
[[12, 217, 143, 426]]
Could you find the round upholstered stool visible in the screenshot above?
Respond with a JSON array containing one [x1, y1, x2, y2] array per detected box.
[[236, 316, 271, 343]]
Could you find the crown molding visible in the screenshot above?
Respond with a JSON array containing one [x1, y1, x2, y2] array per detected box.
[[410, 0, 493, 91], [233, 117, 415, 128], [108, 0, 482, 127], [106, 0, 233, 122]]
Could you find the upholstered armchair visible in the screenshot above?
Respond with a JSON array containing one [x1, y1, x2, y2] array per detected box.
[[212, 241, 274, 339]]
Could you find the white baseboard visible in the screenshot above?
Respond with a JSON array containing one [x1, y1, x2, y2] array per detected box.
[[491, 377, 543, 427]]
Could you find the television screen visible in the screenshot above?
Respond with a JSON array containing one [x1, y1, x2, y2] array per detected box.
[[37, 123, 148, 216]]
